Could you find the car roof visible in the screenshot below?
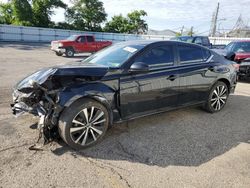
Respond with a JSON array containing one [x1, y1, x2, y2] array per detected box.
[[115, 40, 160, 46], [116, 40, 208, 49]]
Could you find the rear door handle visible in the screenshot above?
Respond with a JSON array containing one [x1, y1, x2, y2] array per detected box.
[[167, 75, 177, 81]]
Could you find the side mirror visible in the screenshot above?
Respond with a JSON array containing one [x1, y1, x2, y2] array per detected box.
[[129, 62, 149, 73]]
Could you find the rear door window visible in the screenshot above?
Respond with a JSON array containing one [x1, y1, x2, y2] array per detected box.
[[178, 45, 204, 64], [86, 36, 94, 42]]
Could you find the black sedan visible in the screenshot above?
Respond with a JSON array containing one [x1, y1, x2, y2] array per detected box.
[[11, 40, 237, 150]]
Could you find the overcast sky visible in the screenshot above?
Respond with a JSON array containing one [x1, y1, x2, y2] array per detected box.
[[1, 0, 250, 33]]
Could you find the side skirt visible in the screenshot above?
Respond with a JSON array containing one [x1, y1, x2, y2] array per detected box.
[[114, 101, 205, 124]]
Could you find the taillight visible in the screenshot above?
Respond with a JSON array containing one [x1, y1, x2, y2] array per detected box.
[[232, 63, 240, 71]]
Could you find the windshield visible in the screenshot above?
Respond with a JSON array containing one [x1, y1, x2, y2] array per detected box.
[[66, 35, 77, 41], [82, 43, 144, 67], [225, 42, 234, 52], [232, 42, 250, 53]]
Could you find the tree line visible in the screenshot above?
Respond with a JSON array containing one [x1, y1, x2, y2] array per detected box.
[[0, 0, 148, 34]]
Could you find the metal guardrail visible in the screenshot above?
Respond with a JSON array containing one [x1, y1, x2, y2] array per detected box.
[[1, 24, 250, 45]]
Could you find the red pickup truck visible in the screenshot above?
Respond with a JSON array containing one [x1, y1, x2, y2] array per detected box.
[[51, 35, 112, 57]]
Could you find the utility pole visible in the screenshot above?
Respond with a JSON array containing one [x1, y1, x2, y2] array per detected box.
[[180, 26, 184, 36], [188, 26, 193, 36], [209, 2, 220, 37]]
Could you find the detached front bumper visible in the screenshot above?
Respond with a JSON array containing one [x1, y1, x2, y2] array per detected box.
[[11, 101, 39, 117], [11, 88, 38, 116]]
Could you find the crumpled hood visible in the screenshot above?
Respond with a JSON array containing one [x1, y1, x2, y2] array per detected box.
[[52, 62, 109, 77], [15, 68, 57, 90], [15, 62, 109, 91]]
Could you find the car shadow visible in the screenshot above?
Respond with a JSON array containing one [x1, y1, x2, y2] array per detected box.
[[50, 94, 250, 167]]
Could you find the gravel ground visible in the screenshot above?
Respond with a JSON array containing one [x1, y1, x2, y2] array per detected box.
[[0, 42, 250, 188]]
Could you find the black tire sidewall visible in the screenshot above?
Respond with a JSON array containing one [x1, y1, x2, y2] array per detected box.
[[58, 99, 109, 150]]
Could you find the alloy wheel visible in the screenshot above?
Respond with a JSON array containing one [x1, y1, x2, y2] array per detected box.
[[70, 106, 106, 146], [210, 85, 228, 111]]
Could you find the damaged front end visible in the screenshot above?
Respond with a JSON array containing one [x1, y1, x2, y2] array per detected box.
[[11, 63, 111, 150], [11, 68, 64, 150]]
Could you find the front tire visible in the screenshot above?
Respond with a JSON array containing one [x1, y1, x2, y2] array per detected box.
[[58, 99, 109, 150], [203, 81, 229, 113], [65, 48, 75, 57]]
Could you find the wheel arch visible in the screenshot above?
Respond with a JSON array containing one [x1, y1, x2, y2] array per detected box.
[[58, 91, 115, 125], [65, 46, 75, 51], [73, 95, 114, 125], [209, 77, 231, 90], [217, 78, 231, 91]]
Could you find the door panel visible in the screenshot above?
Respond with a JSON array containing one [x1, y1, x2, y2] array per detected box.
[[120, 69, 179, 119], [177, 45, 217, 106], [119, 44, 179, 119], [75, 36, 88, 52], [178, 63, 218, 106]]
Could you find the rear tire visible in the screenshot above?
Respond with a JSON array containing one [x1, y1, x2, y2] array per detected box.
[[58, 98, 109, 150], [203, 81, 229, 113], [65, 48, 75, 57]]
